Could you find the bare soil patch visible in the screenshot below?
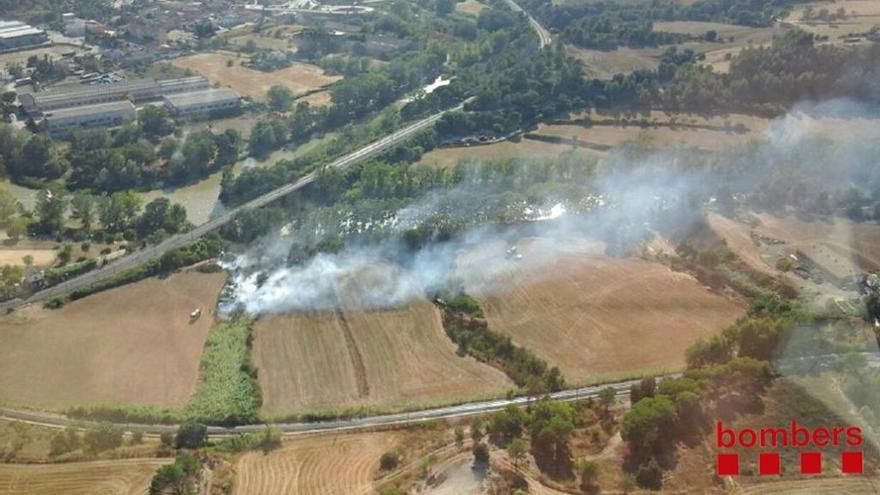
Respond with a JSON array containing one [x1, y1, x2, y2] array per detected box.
[[233, 432, 397, 495], [0, 458, 169, 495], [457, 236, 745, 383], [254, 300, 512, 415], [171, 52, 340, 99], [0, 270, 226, 409]]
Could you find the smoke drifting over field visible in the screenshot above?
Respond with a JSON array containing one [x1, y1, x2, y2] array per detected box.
[[222, 100, 880, 316]]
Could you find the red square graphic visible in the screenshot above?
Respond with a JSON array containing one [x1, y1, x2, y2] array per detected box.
[[759, 452, 780, 475], [801, 452, 822, 474], [842, 451, 863, 474], [717, 453, 739, 475]]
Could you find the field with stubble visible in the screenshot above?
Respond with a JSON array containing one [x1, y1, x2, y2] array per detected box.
[[458, 236, 745, 383], [234, 432, 397, 495], [171, 52, 340, 100], [254, 299, 512, 415], [0, 270, 226, 410], [0, 459, 169, 495]]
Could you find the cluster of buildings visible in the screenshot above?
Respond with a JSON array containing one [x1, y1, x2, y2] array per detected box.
[[0, 20, 48, 51], [19, 76, 241, 136]]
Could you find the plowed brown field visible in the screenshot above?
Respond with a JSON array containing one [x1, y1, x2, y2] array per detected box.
[[233, 432, 397, 495], [0, 270, 226, 409], [254, 300, 512, 415], [458, 236, 745, 383], [0, 459, 169, 495]]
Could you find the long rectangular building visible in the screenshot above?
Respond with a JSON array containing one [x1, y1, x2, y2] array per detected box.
[[0, 20, 47, 50], [44, 101, 137, 137], [163, 88, 240, 116], [20, 76, 211, 115]]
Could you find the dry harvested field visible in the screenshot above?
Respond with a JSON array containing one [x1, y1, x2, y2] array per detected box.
[[567, 46, 660, 79], [171, 52, 340, 99], [234, 432, 397, 495], [734, 478, 880, 494], [228, 33, 296, 51], [569, 22, 781, 76], [534, 113, 770, 151], [417, 141, 600, 169], [0, 248, 55, 267], [787, 0, 880, 41], [0, 270, 226, 409], [0, 459, 169, 495], [254, 299, 512, 415], [456, 0, 488, 15], [457, 236, 745, 382]]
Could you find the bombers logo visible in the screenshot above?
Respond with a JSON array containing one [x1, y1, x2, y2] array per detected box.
[[715, 420, 864, 475]]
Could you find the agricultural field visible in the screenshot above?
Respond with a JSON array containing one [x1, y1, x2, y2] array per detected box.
[[0, 270, 226, 410], [533, 111, 770, 151], [568, 22, 781, 76], [417, 141, 600, 169], [0, 459, 169, 495], [0, 247, 55, 267], [171, 52, 340, 100], [456, 0, 488, 16], [227, 33, 298, 51], [457, 236, 745, 383], [787, 0, 880, 41], [233, 432, 398, 495], [254, 299, 512, 415]]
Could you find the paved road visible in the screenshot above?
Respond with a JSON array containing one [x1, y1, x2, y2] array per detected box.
[[0, 103, 465, 311], [0, 377, 653, 436], [501, 0, 553, 47]]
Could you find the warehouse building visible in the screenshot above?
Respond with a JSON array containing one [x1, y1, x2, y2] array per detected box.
[[163, 88, 240, 116], [0, 20, 47, 50], [20, 76, 211, 115], [43, 101, 136, 136]]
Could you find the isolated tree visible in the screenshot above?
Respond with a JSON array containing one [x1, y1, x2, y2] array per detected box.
[[436, 0, 455, 16], [470, 418, 485, 442], [379, 451, 399, 470], [160, 431, 174, 448], [454, 426, 465, 446], [35, 186, 66, 235], [70, 192, 95, 231], [0, 189, 18, 227], [174, 421, 207, 449], [598, 387, 616, 415], [267, 85, 294, 112], [472, 442, 490, 466], [84, 422, 123, 453], [579, 459, 600, 494], [507, 438, 527, 472], [149, 453, 200, 495], [6, 217, 27, 241]]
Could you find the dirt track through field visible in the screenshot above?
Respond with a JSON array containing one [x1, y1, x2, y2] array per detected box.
[[334, 305, 370, 398]]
